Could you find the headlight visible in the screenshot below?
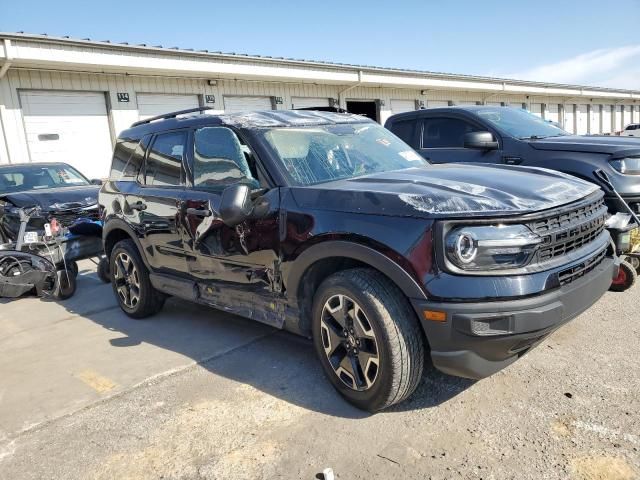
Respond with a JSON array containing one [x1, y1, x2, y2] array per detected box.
[[610, 157, 640, 175], [445, 224, 542, 271]]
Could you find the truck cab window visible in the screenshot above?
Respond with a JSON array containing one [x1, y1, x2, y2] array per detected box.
[[421, 118, 479, 148]]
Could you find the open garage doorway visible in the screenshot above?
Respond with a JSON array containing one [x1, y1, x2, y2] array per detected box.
[[346, 100, 379, 122]]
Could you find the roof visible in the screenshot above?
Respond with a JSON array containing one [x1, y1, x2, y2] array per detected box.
[[2, 32, 639, 98], [123, 109, 373, 137]]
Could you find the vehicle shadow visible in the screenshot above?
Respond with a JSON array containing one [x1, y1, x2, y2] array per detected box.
[[60, 272, 474, 418]]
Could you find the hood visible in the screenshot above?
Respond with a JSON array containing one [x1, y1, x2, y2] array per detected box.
[[0, 185, 99, 211], [527, 135, 640, 156], [290, 164, 600, 218]]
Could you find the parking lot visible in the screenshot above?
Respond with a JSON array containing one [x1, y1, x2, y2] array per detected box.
[[0, 260, 637, 479]]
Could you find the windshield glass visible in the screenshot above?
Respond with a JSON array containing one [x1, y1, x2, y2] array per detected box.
[[262, 123, 428, 185], [0, 164, 90, 194], [475, 107, 570, 139]]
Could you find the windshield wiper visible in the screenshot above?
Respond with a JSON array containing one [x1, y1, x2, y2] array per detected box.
[[519, 135, 549, 140]]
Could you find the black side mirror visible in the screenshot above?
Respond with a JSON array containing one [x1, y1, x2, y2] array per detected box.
[[464, 131, 499, 150], [90, 179, 103, 185], [219, 184, 253, 227]]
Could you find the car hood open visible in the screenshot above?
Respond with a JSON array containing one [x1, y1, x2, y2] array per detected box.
[[527, 135, 640, 156], [289, 164, 600, 218], [0, 185, 99, 211]]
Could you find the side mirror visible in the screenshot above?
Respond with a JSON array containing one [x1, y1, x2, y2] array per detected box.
[[219, 184, 253, 227], [90, 179, 103, 185], [464, 131, 499, 150]]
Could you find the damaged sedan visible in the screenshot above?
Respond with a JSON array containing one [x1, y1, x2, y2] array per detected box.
[[101, 108, 617, 411], [0, 162, 106, 299]]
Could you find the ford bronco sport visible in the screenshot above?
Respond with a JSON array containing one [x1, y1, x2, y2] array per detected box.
[[100, 108, 616, 411]]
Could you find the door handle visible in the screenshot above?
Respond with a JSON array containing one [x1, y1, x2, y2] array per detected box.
[[129, 201, 147, 211], [186, 207, 212, 217]]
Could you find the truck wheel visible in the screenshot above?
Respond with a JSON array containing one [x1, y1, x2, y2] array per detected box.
[[110, 239, 165, 318], [97, 256, 111, 283], [52, 269, 77, 300], [312, 268, 425, 412], [610, 260, 637, 292]]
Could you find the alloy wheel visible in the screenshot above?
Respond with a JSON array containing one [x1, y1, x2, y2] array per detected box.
[[320, 294, 380, 391], [113, 252, 141, 308]]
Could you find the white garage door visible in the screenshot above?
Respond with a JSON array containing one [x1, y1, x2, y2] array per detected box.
[[623, 105, 632, 128], [602, 106, 612, 134], [564, 104, 575, 133], [510, 103, 524, 110], [576, 104, 588, 135], [546, 104, 559, 123], [291, 97, 330, 109], [486, 102, 503, 107], [224, 96, 273, 113], [137, 94, 199, 120], [427, 100, 449, 109], [530, 103, 543, 117], [390, 99, 416, 114], [589, 105, 601, 134], [20, 90, 113, 179]]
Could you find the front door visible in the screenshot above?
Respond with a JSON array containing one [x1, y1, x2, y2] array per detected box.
[[181, 125, 283, 326], [417, 116, 502, 165]]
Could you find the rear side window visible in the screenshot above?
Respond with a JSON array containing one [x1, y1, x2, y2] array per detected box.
[[389, 120, 417, 147], [421, 117, 480, 148], [109, 135, 150, 181], [145, 131, 187, 187]]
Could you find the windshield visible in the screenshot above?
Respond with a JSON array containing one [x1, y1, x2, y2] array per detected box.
[[0, 164, 90, 194], [262, 123, 428, 185], [475, 107, 570, 139]]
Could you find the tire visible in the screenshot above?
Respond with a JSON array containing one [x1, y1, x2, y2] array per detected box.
[[610, 260, 637, 292], [311, 268, 425, 412], [110, 239, 165, 318], [66, 260, 79, 278], [97, 256, 111, 283], [52, 268, 77, 300]]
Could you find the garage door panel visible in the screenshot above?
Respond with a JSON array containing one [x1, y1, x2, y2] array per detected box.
[[291, 97, 330, 109], [390, 99, 416, 115], [427, 101, 449, 108], [20, 90, 113, 179], [137, 93, 199, 120], [224, 96, 273, 113]]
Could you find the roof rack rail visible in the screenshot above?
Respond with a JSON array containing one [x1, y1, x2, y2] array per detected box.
[[131, 106, 214, 127]]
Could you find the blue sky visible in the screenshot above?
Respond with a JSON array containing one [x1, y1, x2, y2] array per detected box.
[[2, 0, 639, 88]]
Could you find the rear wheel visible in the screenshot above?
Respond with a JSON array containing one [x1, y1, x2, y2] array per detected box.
[[52, 269, 77, 300], [312, 268, 425, 412], [110, 239, 165, 318]]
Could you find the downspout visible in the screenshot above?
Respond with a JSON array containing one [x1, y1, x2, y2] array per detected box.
[[338, 70, 363, 109], [0, 39, 12, 78]]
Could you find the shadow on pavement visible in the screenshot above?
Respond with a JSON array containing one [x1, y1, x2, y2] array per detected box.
[[59, 270, 473, 418]]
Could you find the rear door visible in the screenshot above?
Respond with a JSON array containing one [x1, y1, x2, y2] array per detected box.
[[417, 115, 502, 164], [137, 130, 190, 274], [181, 125, 282, 324]]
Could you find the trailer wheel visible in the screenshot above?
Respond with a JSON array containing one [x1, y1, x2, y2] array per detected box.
[[66, 261, 79, 278], [610, 260, 637, 292], [97, 257, 111, 283], [52, 269, 77, 300]]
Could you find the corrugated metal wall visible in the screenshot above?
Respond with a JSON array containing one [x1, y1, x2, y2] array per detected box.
[[1, 68, 638, 165]]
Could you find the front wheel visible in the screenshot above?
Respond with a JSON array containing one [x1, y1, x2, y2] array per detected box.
[[312, 268, 425, 412]]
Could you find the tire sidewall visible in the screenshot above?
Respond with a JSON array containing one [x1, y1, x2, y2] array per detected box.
[[311, 275, 395, 410], [109, 241, 145, 316]]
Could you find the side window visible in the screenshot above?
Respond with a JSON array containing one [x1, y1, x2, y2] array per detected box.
[[145, 131, 187, 187], [192, 127, 259, 191], [390, 120, 417, 147], [421, 117, 480, 148], [110, 136, 148, 181]]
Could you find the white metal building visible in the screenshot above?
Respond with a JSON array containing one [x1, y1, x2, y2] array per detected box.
[[1, 32, 640, 178]]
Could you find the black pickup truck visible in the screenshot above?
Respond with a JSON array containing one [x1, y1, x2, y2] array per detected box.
[[385, 106, 640, 215]]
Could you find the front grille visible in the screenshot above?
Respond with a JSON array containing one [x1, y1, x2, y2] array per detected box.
[[557, 247, 606, 286], [51, 208, 101, 227], [531, 197, 608, 262]]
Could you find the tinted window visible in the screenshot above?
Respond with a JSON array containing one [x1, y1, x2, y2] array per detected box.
[[390, 120, 417, 146], [109, 136, 149, 181], [193, 127, 259, 191], [421, 118, 480, 148], [145, 131, 187, 186]]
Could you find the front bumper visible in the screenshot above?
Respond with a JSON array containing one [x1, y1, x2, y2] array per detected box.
[[411, 254, 616, 379]]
